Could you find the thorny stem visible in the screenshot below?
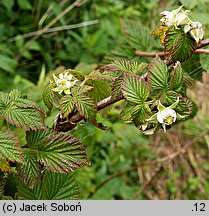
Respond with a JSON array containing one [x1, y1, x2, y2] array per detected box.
[[54, 38, 209, 132]]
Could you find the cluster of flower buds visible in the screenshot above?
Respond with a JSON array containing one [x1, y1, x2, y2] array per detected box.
[[52, 71, 78, 95], [160, 5, 204, 43]]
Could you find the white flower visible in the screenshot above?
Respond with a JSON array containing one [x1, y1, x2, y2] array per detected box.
[[157, 106, 177, 125], [183, 21, 204, 43], [146, 97, 179, 132], [52, 72, 78, 95], [189, 22, 204, 43], [160, 6, 204, 43], [160, 5, 188, 27], [174, 11, 190, 26]]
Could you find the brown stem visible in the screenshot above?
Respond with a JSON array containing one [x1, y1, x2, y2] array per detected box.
[[135, 48, 209, 57], [54, 38, 209, 132]]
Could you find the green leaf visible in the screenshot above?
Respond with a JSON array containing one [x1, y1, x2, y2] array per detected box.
[[17, 149, 42, 188], [148, 57, 169, 91], [112, 76, 124, 100], [122, 74, 149, 103], [17, 0, 32, 10], [17, 180, 42, 200], [0, 159, 10, 172], [160, 91, 193, 119], [59, 95, 74, 118], [0, 130, 23, 163], [66, 69, 85, 80], [41, 171, 80, 200], [111, 59, 147, 75], [170, 61, 183, 91], [88, 79, 111, 103], [75, 85, 93, 95], [26, 130, 90, 173], [42, 83, 55, 110], [26, 130, 52, 149], [121, 19, 152, 50], [0, 54, 18, 73], [182, 54, 203, 81], [120, 103, 136, 121], [133, 104, 151, 126], [164, 29, 183, 52], [75, 96, 97, 121], [0, 90, 45, 131], [165, 29, 197, 62], [1, 0, 15, 10], [17, 171, 80, 200]]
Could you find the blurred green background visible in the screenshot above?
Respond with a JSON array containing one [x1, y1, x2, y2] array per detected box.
[[0, 0, 209, 199]]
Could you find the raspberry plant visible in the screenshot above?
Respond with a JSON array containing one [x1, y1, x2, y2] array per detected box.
[[0, 5, 209, 199]]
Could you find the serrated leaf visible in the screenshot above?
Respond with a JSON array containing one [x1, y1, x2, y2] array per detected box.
[[41, 171, 80, 200], [120, 103, 136, 121], [122, 74, 149, 103], [111, 59, 147, 74], [122, 19, 152, 50], [0, 130, 23, 163], [59, 95, 74, 118], [112, 75, 124, 100], [88, 79, 111, 103], [75, 96, 97, 121], [0, 90, 46, 131], [164, 29, 183, 52], [133, 104, 151, 126], [5, 106, 45, 131], [17, 180, 42, 200], [75, 85, 93, 95], [25, 130, 90, 174], [17, 149, 42, 188], [35, 132, 90, 173], [0, 159, 10, 172], [17, 171, 80, 200], [148, 57, 169, 91], [170, 61, 183, 91], [182, 54, 203, 81], [165, 29, 197, 62], [160, 91, 193, 119], [66, 69, 85, 80], [26, 130, 52, 149], [42, 83, 55, 110]]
